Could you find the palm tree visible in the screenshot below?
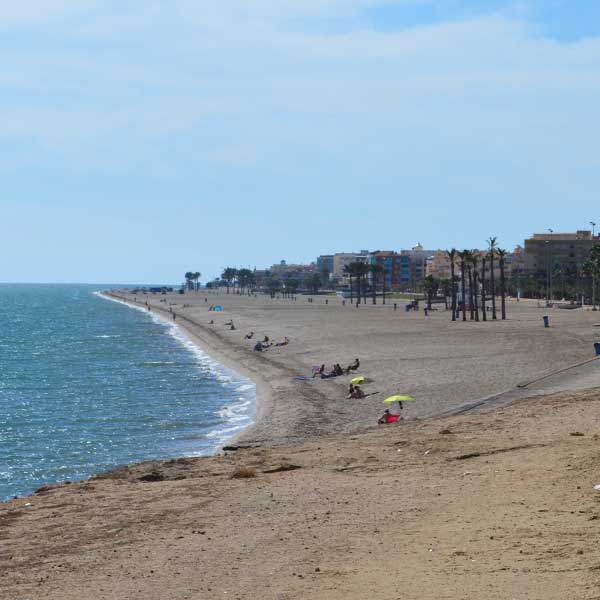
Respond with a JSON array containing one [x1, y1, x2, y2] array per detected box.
[[463, 251, 475, 320], [184, 271, 194, 291], [237, 268, 253, 295], [193, 271, 201, 291], [488, 237, 498, 319], [369, 263, 385, 304], [481, 257, 487, 321], [285, 278, 299, 297], [457, 251, 468, 321], [343, 264, 355, 304], [497, 248, 507, 320], [423, 275, 438, 310], [447, 249, 457, 321], [471, 253, 480, 322], [357, 262, 370, 304], [221, 267, 237, 294]]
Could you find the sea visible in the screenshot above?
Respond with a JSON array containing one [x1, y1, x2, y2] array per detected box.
[[0, 284, 255, 502]]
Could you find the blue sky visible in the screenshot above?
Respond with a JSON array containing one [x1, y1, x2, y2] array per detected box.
[[1, 0, 600, 283]]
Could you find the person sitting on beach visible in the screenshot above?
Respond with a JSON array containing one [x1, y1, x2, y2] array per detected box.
[[378, 409, 401, 424], [254, 341, 265, 351], [209, 319, 214, 324], [348, 385, 365, 399], [334, 363, 344, 376], [321, 365, 342, 379], [245, 332, 254, 340], [263, 335, 270, 343], [230, 324, 236, 330], [313, 364, 325, 378], [345, 358, 360, 374]]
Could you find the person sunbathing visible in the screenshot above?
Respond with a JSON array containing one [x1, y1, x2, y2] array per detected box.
[[312, 364, 325, 378], [345, 358, 360, 374], [275, 337, 290, 346], [320, 366, 340, 379], [378, 409, 401, 424], [244, 332, 254, 339]]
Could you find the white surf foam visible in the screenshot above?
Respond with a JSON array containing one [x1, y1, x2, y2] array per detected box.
[[95, 291, 256, 454]]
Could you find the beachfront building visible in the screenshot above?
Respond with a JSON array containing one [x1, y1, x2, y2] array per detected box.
[[316, 255, 334, 281], [269, 260, 316, 283], [523, 231, 599, 274], [399, 245, 436, 288], [331, 251, 369, 284], [368, 251, 403, 290]]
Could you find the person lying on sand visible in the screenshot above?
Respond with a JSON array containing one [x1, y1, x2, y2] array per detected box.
[[274, 337, 290, 346], [321, 365, 344, 379], [254, 341, 266, 352], [345, 358, 360, 374], [313, 364, 325, 378], [378, 409, 401, 424], [245, 332, 254, 340]]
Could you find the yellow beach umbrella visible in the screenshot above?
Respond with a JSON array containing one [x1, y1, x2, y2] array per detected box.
[[350, 376, 365, 385], [383, 395, 415, 404]]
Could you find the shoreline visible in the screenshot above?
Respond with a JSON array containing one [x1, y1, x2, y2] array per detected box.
[[98, 291, 262, 451], [101, 291, 293, 447]]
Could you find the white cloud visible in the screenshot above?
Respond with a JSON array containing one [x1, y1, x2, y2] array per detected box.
[[0, 0, 599, 187], [0, 0, 95, 26]]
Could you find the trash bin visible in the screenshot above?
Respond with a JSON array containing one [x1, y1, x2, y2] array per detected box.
[[594, 342, 600, 356], [543, 315, 549, 327]]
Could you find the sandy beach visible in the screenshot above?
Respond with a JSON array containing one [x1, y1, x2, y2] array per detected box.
[[110, 290, 600, 446], [3, 290, 600, 599]]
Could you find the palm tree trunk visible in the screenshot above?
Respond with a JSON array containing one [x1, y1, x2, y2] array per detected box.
[[490, 252, 497, 319], [450, 262, 456, 321], [500, 259, 507, 320], [372, 276, 376, 304], [468, 266, 474, 320], [382, 275, 386, 304], [363, 275, 368, 304], [460, 262, 467, 321], [473, 270, 480, 321], [356, 276, 361, 306], [481, 258, 487, 321]]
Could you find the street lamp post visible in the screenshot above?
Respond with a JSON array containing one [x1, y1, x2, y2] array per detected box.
[[547, 228, 554, 304]]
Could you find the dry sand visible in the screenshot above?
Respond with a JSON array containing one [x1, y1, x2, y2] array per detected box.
[[3, 291, 600, 599], [111, 291, 600, 446], [2, 389, 600, 599]]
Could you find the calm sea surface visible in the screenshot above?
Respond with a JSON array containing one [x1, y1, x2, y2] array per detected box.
[[0, 284, 255, 501]]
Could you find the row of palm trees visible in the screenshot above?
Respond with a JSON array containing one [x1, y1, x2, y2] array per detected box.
[[343, 261, 387, 305], [221, 267, 256, 294], [184, 271, 202, 291], [447, 237, 508, 322]]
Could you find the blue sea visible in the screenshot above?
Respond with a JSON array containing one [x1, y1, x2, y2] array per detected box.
[[0, 284, 255, 501]]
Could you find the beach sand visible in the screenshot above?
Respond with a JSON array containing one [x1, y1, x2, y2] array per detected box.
[[111, 290, 600, 446], [2, 388, 600, 599], [3, 291, 600, 599]]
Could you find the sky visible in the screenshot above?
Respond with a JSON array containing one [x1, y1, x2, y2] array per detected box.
[[1, 0, 600, 284]]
